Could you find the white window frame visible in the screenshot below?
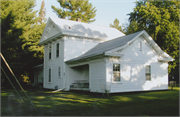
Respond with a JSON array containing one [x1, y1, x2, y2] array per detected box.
[[48, 67, 52, 83], [112, 63, 121, 82]]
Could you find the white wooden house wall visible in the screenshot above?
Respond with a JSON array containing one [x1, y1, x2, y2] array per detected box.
[[89, 59, 106, 93], [43, 39, 64, 89], [33, 68, 43, 87], [106, 37, 168, 93], [43, 36, 102, 90]]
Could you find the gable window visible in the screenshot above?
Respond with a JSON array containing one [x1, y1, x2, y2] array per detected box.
[[49, 46, 51, 59], [56, 43, 59, 57], [49, 68, 51, 82], [145, 65, 151, 81], [140, 41, 142, 51], [113, 64, 120, 82], [58, 67, 61, 78]]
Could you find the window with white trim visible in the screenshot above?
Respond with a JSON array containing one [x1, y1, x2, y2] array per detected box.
[[49, 68, 51, 82], [113, 64, 121, 82], [145, 65, 151, 81], [49, 46, 52, 59], [56, 43, 59, 57]]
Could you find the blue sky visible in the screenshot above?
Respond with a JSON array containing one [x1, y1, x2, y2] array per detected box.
[[34, 0, 136, 27]]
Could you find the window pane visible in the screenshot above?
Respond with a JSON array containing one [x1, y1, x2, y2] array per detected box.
[[56, 43, 59, 57], [49, 46, 51, 59], [49, 68, 51, 82], [145, 65, 151, 81], [113, 64, 120, 81], [145, 66, 150, 73], [113, 72, 120, 81], [146, 74, 151, 81], [58, 67, 61, 77]]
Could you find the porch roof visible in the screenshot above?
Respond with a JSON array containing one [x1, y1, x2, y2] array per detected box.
[[66, 30, 144, 63]]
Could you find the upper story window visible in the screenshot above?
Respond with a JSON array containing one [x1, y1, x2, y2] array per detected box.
[[49, 46, 51, 59], [56, 43, 59, 57], [113, 64, 121, 82], [145, 65, 151, 81]]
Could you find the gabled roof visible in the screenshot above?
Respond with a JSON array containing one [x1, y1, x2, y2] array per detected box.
[[66, 30, 174, 63], [39, 17, 125, 45]]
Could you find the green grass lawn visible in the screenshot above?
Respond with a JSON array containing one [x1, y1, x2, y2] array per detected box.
[[1, 87, 179, 116]]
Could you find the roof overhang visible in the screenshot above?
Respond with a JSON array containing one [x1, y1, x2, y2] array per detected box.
[[66, 52, 124, 65]]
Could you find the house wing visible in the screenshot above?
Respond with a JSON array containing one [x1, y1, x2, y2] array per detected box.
[[66, 30, 174, 63]]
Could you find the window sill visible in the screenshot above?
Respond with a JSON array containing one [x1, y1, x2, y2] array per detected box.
[[48, 82, 52, 84]]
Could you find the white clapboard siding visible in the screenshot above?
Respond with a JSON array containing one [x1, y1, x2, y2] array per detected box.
[[43, 39, 64, 89], [64, 37, 100, 61], [109, 37, 168, 93], [90, 59, 106, 93]]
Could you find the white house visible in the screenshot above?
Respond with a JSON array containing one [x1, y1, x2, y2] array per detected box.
[[35, 17, 174, 93]]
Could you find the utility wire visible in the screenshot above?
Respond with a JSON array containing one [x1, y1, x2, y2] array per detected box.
[[0, 53, 39, 115], [1, 66, 24, 103]]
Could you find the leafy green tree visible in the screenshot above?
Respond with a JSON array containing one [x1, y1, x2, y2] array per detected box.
[[51, 0, 97, 23], [128, 0, 179, 81], [110, 18, 125, 33], [123, 20, 139, 35], [1, 0, 45, 86]]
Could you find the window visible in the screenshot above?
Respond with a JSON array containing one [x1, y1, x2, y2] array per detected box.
[[58, 67, 61, 77], [113, 64, 120, 81], [56, 43, 59, 57], [145, 65, 151, 81], [49, 46, 51, 59], [49, 68, 51, 82]]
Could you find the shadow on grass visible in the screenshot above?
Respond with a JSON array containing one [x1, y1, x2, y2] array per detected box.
[[1, 87, 179, 116]]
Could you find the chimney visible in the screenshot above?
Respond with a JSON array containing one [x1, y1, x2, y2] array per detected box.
[[76, 18, 81, 22]]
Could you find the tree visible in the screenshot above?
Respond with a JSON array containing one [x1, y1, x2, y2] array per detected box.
[[1, 0, 45, 86], [128, 0, 179, 81], [51, 0, 97, 23], [123, 20, 139, 35], [38, 0, 46, 24], [110, 18, 125, 33]]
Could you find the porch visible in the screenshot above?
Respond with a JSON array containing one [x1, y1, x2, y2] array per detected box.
[[70, 80, 90, 91]]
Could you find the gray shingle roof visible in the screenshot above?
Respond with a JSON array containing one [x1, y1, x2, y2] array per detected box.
[[66, 30, 144, 63]]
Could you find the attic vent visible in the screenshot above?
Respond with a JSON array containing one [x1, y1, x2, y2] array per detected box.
[[53, 25, 55, 28], [46, 28, 51, 33]]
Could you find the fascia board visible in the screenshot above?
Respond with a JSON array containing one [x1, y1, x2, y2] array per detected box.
[[39, 18, 51, 43], [158, 58, 174, 62], [104, 52, 124, 57], [143, 31, 174, 61]]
